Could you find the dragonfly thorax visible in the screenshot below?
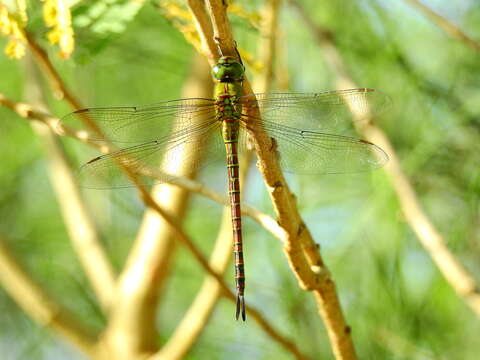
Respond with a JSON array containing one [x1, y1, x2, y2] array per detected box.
[[212, 56, 245, 83]]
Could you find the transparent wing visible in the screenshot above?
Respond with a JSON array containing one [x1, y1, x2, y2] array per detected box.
[[60, 98, 217, 143], [238, 89, 389, 174], [77, 121, 225, 189], [242, 119, 387, 174], [238, 88, 390, 134]]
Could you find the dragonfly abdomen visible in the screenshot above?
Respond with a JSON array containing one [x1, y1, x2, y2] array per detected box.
[[222, 115, 246, 320], [225, 140, 245, 321]]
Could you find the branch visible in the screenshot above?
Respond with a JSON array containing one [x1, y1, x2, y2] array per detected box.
[[23, 54, 116, 312], [404, 0, 480, 52], [289, 0, 480, 318], [186, 0, 218, 61], [0, 236, 97, 356], [204, 0, 237, 57], [155, 6, 282, 344], [192, 1, 357, 359], [150, 207, 308, 360]]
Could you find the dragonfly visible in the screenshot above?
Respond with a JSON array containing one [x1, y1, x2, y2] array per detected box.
[[61, 56, 389, 321]]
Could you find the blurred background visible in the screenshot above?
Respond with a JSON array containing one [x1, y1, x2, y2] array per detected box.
[[0, 0, 479, 359]]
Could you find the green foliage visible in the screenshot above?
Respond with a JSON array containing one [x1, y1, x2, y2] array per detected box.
[[71, 0, 146, 62]]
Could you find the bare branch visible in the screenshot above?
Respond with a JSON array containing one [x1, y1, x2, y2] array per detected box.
[[289, 0, 480, 318], [204, 0, 237, 57], [186, 0, 218, 61], [116, 168, 306, 358], [175, 1, 358, 359]]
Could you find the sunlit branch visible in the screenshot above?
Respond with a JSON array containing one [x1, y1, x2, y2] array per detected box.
[[0, 237, 97, 356], [289, 0, 480, 319], [204, 0, 237, 57], [186, 0, 218, 61], [197, 1, 357, 359]]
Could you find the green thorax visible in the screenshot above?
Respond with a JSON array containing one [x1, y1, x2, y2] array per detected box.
[[212, 56, 245, 98], [212, 56, 245, 142]]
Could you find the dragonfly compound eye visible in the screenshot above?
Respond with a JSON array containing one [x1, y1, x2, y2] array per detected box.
[[212, 56, 245, 82]]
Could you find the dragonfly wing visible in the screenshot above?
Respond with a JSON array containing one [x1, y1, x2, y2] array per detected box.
[[239, 117, 388, 174], [59, 98, 217, 143], [239, 89, 390, 134], [77, 122, 224, 188]]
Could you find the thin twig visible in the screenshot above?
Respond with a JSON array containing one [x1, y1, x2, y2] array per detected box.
[[404, 0, 480, 52], [146, 199, 307, 360], [152, 211, 234, 360], [23, 54, 116, 312], [289, 0, 480, 318], [0, 236, 97, 356]]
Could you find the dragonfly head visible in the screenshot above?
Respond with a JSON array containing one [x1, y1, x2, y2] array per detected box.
[[212, 56, 245, 83]]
